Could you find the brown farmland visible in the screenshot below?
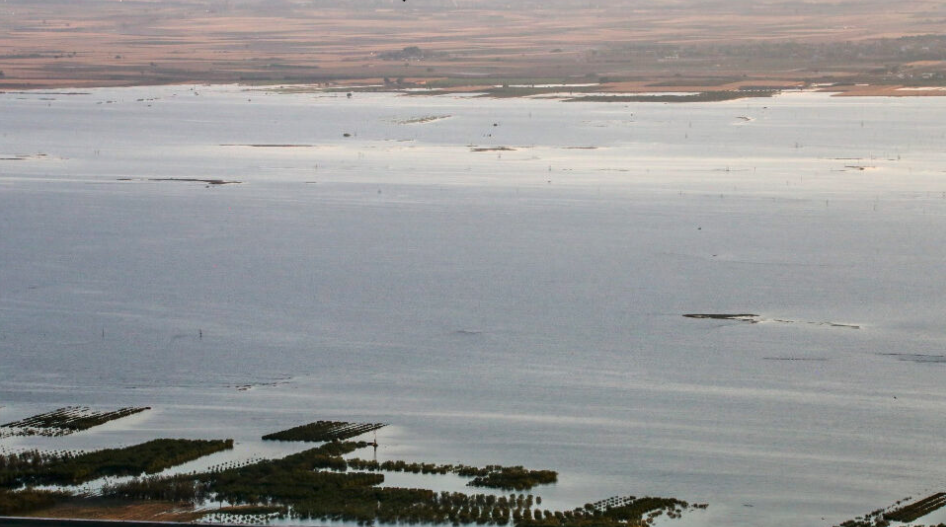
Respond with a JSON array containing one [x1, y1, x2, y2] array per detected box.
[[1, 0, 946, 95]]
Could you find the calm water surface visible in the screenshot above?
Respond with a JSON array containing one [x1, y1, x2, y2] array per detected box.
[[2, 86, 946, 526]]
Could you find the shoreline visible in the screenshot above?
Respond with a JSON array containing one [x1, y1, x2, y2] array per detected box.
[[4, 79, 946, 100], [3, 2, 945, 100]]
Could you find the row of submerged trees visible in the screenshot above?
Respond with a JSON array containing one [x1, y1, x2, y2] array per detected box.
[[0, 406, 149, 437], [346, 458, 557, 491], [0, 419, 694, 527], [262, 421, 386, 442], [94, 440, 688, 527], [0, 439, 232, 487]]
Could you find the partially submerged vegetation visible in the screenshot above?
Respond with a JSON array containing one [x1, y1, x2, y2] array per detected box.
[[199, 504, 288, 523], [683, 314, 760, 322], [465, 467, 557, 492], [392, 115, 452, 125], [116, 178, 241, 185], [884, 493, 946, 523], [97, 440, 689, 527], [347, 459, 557, 491], [0, 488, 68, 515], [834, 493, 946, 527], [475, 85, 603, 98], [684, 314, 861, 329], [262, 421, 387, 442], [471, 146, 516, 153], [0, 416, 696, 526], [881, 352, 946, 364], [0, 406, 149, 438], [0, 439, 233, 487], [0, 153, 48, 162]]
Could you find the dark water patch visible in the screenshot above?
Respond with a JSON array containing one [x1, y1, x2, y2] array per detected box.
[[117, 178, 241, 185], [471, 146, 516, 152], [880, 353, 946, 364], [684, 314, 859, 329], [231, 376, 292, 392], [0, 153, 47, 161], [763, 357, 829, 362], [683, 314, 760, 322]]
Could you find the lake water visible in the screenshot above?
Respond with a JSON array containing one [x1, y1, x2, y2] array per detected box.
[[2, 85, 946, 527]]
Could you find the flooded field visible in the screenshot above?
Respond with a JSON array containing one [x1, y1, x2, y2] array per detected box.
[[2, 85, 946, 526]]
